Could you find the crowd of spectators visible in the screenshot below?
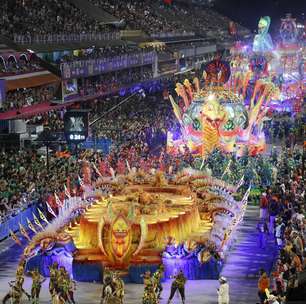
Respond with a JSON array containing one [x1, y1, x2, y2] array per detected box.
[[78, 66, 154, 98], [0, 0, 115, 43], [0, 65, 155, 113], [0, 0, 249, 45], [56, 45, 144, 64], [1, 86, 56, 112], [89, 0, 248, 39], [257, 149, 305, 304], [0, 55, 42, 76], [0, 149, 82, 223], [263, 111, 305, 146], [89, 92, 175, 149], [89, 0, 189, 35]]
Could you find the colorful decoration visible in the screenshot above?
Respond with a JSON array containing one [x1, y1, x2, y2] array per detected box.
[[280, 13, 298, 45], [253, 16, 274, 53], [168, 58, 278, 157]]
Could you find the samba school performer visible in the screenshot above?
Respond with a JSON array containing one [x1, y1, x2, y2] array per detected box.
[[2, 276, 31, 304], [2, 260, 31, 304], [167, 270, 187, 304], [100, 270, 124, 304], [152, 265, 164, 300], [141, 270, 158, 304], [29, 269, 46, 304]]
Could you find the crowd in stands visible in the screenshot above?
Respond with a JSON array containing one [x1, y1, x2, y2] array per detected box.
[[1, 86, 56, 112], [28, 110, 64, 132], [0, 55, 42, 76], [56, 45, 144, 64], [0, 149, 81, 223], [89, 0, 189, 35], [0, 65, 155, 112], [0, 0, 248, 45], [0, 0, 115, 43], [78, 66, 154, 98], [257, 149, 305, 304], [89, 0, 246, 38], [89, 92, 175, 149]]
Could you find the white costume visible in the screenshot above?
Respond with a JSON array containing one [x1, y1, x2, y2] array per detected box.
[[218, 278, 229, 304]]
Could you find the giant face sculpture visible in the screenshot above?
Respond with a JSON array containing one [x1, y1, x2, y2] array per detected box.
[[110, 214, 131, 260]]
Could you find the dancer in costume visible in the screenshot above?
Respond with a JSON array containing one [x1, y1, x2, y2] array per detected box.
[[152, 265, 164, 300], [30, 269, 46, 304], [55, 267, 75, 304], [2, 276, 31, 304], [49, 262, 59, 302], [167, 270, 186, 304], [142, 271, 158, 304], [100, 275, 114, 304], [112, 272, 125, 304]]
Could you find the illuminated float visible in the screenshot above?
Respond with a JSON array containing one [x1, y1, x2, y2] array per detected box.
[[21, 169, 249, 281], [167, 57, 279, 157], [230, 15, 303, 114]]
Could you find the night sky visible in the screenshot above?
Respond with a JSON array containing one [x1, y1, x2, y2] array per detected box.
[[214, 0, 305, 33]]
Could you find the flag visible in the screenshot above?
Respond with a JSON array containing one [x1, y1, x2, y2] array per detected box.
[[126, 160, 131, 173], [54, 192, 63, 207], [78, 175, 84, 188], [37, 208, 49, 224], [9, 229, 22, 246], [19, 223, 31, 241], [32, 213, 43, 230], [109, 167, 115, 179], [241, 185, 251, 204], [92, 162, 102, 177], [46, 202, 57, 217], [221, 159, 232, 179], [235, 175, 245, 191], [64, 185, 71, 199], [26, 218, 37, 234]]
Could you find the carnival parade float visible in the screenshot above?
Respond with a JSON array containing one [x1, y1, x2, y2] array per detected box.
[[20, 166, 248, 283], [167, 15, 303, 157]]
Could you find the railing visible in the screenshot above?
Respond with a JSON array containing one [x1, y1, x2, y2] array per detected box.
[[60, 51, 156, 80], [13, 32, 121, 45], [150, 31, 195, 39]]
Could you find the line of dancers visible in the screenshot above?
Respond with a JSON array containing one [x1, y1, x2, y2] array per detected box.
[[2, 261, 76, 304]]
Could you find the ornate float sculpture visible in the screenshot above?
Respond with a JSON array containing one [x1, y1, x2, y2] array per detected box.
[[19, 169, 249, 281], [252, 16, 274, 53], [168, 58, 279, 157]]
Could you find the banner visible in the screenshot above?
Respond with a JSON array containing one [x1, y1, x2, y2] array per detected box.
[[60, 52, 155, 80], [0, 79, 5, 108]]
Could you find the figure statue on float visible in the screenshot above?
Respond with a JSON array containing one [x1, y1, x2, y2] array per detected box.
[[253, 16, 274, 53]]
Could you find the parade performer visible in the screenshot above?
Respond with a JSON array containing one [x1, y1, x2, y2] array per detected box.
[[142, 271, 158, 304], [48, 262, 59, 302], [112, 272, 125, 304], [217, 276, 229, 304], [2, 276, 31, 304], [30, 269, 46, 304], [100, 275, 114, 304], [100, 271, 122, 304], [152, 265, 164, 300], [167, 270, 186, 304], [55, 267, 74, 304]]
